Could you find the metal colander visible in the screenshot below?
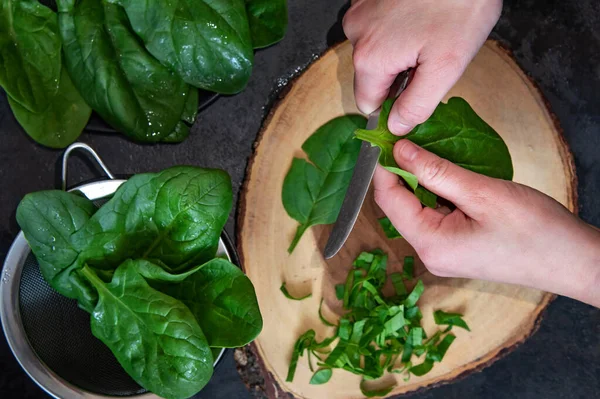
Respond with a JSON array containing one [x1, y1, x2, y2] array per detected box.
[[1, 143, 231, 398]]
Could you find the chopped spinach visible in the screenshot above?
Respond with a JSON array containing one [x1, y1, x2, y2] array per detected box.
[[286, 250, 467, 395], [281, 282, 312, 300], [378, 216, 402, 239]]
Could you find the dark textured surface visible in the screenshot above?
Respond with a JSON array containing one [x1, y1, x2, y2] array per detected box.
[[1, 0, 599, 398]]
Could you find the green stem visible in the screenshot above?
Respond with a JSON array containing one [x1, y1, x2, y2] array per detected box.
[[288, 224, 308, 253]]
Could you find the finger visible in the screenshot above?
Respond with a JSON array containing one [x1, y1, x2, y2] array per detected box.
[[352, 43, 416, 114], [372, 166, 443, 241], [387, 54, 467, 135], [393, 140, 492, 212]]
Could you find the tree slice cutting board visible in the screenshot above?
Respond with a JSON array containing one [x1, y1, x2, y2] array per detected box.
[[237, 40, 577, 399]]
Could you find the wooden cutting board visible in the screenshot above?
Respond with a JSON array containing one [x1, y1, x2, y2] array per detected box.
[[236, 40, 577, 399]]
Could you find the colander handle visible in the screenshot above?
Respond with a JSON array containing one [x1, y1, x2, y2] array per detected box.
[[61, 142, 115, 191]]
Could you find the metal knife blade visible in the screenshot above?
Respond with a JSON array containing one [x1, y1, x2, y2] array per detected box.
[[323, 71, 411, 259]]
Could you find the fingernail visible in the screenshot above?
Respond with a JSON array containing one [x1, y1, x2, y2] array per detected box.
[[388, 119, 411, 136], [397, 140, 418, 161]]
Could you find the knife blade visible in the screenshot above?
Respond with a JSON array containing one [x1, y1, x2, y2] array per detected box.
[[323, 71, 411, 259]]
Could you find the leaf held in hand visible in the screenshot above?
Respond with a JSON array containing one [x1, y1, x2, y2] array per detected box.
[[282, 115, 367, 252]]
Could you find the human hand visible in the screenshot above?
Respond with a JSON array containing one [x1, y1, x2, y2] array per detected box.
[[373, 139, 600, 307], [343, 0, 503, 134]]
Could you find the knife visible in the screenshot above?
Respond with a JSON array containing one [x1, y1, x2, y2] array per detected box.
[[323, 70, 412, 259]]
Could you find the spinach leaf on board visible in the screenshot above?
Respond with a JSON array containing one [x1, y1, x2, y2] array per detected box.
[[71, 166, 232, 271], [280, 282, 312, 300], [16, 190, 98, 311], [111, 0, 254, 94], [57, 0, 193, 142], [355, 97, 514, 207], [81, 261, 213, 399], [282, 115, 367, 252], [310, 368, 333, 385], [433, 310, 471, 331], [378, 216, 402, 239], [0, 0, 61, 113], [245, 0, 288, 48], [9, 63, 91, 148], [136, 258, 263, 348]]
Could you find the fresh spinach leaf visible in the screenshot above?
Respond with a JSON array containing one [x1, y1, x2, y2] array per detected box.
[[16, 190, 97, 311], [355, 97, 514, 206], [402, 256, 415, 280], [72, 166, 232, 271], [141, 258, 263, 348], [0, 0, 61, 112], [9, 63, 91, 148], [309, 368, 332, 385], [57, 0, 192, 142], [81, 261, 213, 399], [245, 0, 288, 48], [282, 115, 367, 252], [433, 310, 470, 331], [426, 334, 456, 362], [409, 359, 434, 376], [111, 0, 254, 94], [378, 216, 402, 239], [280, 282, 312, 300], [161, 86, 199, 143], [404, 280, 424, 308], [318, 299, 336, 327], [359, 379, 396, 398]]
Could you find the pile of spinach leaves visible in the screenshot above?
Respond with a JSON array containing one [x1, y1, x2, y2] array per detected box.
[[0, 0, 288, 147], [17, 166, 263, 399], [282, 97, 514, 251], [285, 250, 469, 396]]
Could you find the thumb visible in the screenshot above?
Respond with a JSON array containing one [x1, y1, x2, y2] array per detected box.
[[394, 140, 495, 213], [388, 55, 467, 135]]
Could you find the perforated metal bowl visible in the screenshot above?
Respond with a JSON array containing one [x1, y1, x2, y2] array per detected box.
[[0, 143, 233, 398]]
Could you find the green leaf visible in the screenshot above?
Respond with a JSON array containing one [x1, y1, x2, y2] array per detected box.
[[141, 258, 263, 348], [355, 97, 514, 206], [9, 62, 91, 148], [161, 87, 199, 143], [280, 282, 312, 301], [282, 115, 367, 252], [378, 217, 402, 239], [335, 284, 345, 300], [57, 0, 193, 142], [359, 379, 396, 397], [71, 166, 232, 272], [245, 0, 288, 48], [81, 262, 213, 399], [433, 310, 470, 331], [410, 359, 434, 376], [402, 256, 415, 279], [16, 190, 97, 311], [427, 334, 456, 362], [404, 280, 424, 308], [111, 0, 254, 94], [319, 299, 336, 327], [286, 329, 316, 382], [0, 0, 61, 112], [383, 311, 406, 335], [309, 368, 332, 385], [390, 273, 406, 296]]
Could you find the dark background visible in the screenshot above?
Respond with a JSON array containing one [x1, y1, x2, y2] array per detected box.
[[1, 0, 599, 398]]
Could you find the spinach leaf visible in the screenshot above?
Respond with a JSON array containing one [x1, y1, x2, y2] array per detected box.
[[81, 262, 213, 399], [433, 310, 470, 331], [137, 258, 263, 348], [245, 0, 288, 48], [72, 166, 232, 271], [282, 115, 366, 252], [9, 62, 91, 148], [359, 380, 396, 398], [57, 0, 192, 142], [280, 282, 312, 300], [319, 299, 336, 327], [112, 0, 254, 94], [355, 97, 514, 206], [378, 216, 402, 239], [16, 190, 98, 311], [0, 0, 61, 112], [161, 86, 199, 143], [409, 359, 434, 376], [310, 368, 333, 385]]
